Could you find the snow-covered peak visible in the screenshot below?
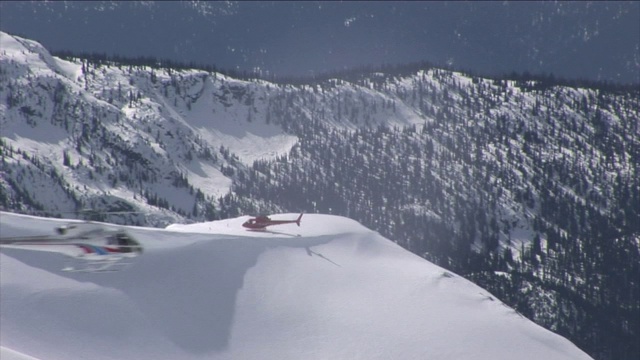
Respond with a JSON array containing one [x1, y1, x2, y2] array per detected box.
[[166, 213, 370, 238], [0, 32, 80, 80], [0, 211, 592, 359]]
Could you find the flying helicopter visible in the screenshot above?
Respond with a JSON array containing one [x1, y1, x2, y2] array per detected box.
[[242, 213, 303, 230], [0, 210, 143, 272]]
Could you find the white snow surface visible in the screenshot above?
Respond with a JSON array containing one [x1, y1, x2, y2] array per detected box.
[[1, 212, 592, 360]]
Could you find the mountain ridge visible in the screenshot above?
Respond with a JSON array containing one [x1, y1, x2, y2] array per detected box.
[[1, 31, 638, 359]]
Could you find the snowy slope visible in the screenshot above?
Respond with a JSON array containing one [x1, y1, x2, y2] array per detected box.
[[0, 30, 440, 225], [0, 347, 40, 360], [0, 31, 298, 223], [1, 212, 591, 360], [1, 31, 636, 359]]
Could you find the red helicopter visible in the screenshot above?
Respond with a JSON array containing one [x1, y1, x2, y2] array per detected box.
[[242, 213, 303, 230]]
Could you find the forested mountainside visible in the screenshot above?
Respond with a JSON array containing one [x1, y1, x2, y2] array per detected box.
[[234, 71, 639, 360], [1, 32, 638, 360]]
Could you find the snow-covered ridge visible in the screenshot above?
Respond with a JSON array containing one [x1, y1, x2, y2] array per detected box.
[[166, 213, 370, 237], [0, 211, 592, 359], [0, 25, 636, 360], [0, 347, 40, 360], [0, 30, 440, 224], [0, 31, 300, 223], [5, 30, 633, 238]]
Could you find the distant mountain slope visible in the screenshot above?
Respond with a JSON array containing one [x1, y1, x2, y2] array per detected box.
[[1, 32, 638, 359], [231, 69, 639, 360], [0, 31, 295, 224], [0, 212, 593, 360]]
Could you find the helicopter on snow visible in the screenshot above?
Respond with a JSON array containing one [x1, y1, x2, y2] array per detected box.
[[0, 212, 143, 273], [242, 213, 303, 230]]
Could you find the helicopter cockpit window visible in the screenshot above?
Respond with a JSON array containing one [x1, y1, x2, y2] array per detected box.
[[107, 235, 118, 245], [116, 233, 132, 252]]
